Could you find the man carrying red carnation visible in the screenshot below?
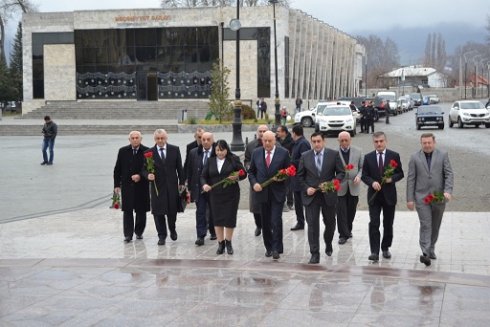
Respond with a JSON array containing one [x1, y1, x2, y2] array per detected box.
[[406, 133, 454, 266], [297, 132, 345, 264]]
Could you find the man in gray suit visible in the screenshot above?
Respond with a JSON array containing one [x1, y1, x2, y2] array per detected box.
[[406, 133, 453, 266], [336, 131, 364, 244], [298, 132, 344, 264]]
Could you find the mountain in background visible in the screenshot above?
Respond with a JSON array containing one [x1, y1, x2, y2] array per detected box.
[[353, 22, 486, 65]]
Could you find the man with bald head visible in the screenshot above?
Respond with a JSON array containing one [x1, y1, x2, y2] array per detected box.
[[244, 124, 269, 236], [113, 131, 150, 243], [143, 129, 185, 246], [336, 131, 364, 244], [248, 130, 291, 260], [186, 131, 217, 245]]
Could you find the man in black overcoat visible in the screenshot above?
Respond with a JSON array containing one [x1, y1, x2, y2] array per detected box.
[[143, 129, 185, 245], [113, 131, 150, 243]]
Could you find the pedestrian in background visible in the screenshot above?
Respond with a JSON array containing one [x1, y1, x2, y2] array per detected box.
[[113, 131, 150, 243], [295, 97, 303, 114], [406, 133, 453, 266], [41, 115, 57, 165]]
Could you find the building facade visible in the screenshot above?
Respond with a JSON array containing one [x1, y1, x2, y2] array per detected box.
[[22, 6, 364, 114]]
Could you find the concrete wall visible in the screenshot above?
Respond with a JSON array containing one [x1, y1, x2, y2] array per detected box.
[[44, 44, 76, 101]]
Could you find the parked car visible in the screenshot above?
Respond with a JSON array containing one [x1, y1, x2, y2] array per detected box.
[[314, 104, 357, 136], [294, 101, 350, 127], [415, 105, 445, 130], [449, 100, 490, 128], [409, 93, 423, 107], [377, 91, 398, 115], [426, 94, 440, 104]]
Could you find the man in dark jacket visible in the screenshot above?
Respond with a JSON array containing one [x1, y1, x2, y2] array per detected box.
[[41, 115, 58, 165], [186, 132, 216, 245], [276, 125, 294, 210], [113, 131, 150, 243]]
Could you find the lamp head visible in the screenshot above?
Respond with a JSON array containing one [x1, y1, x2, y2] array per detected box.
[[229, 18, 241, 31]]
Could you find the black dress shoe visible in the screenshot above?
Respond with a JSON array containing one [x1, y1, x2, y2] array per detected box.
[[195, 238, 205, 246], [255, 227, 261, 237], [325, 244, 333, 256], [420, 254, 431, 266], [136, 234, 143, 240], [338, 238, 347, 245], [368, 253, 379, 261], [40, 162, 47, 165], [225, 240, 234, 255], [272, 251, 280, 260], [170, 231, 178, 241], [265, 250, 272, 257], [290, 224, 304, 231], [348, 233, 353, 239], [209, 234, 217, 241], [382, 250, 392, 259], [309, 253, 320, 264], [157, 239, 165, 245], [429, 252, 437, 260], [124, 237, 132, 243]]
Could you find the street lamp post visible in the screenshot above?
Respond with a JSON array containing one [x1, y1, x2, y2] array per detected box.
[[463, 50, 478, 100], [269, 0, 280, 128], [230, 0, 244, 151]]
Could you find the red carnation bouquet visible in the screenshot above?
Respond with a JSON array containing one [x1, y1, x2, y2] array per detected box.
[[318, 179, 341, 193], [144, 151, 159, 196], [260, 164, 296, 188], [424, 191, 445, 204], [369, 159, 399, 203], [204, 169, 246, 192], [110, 191, 120, 209]]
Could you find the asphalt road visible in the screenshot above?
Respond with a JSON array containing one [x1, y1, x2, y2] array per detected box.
[[1, 104, 489, 224]]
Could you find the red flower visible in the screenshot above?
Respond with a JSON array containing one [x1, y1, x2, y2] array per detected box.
[[319, 179, 341, 193], [424, 192, 444, 204], [204, 169, 247, 193], [143, 151, 153, 159], [369, 159, 399, 203], [389, 159, 398, 169], [345, 163, 354, 171], [110, 191, 121, 209], [238, 169, 246, 177], [144, 150, 159, 196], [260, 164, 296, 188]]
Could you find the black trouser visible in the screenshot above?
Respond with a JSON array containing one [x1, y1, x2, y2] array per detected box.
[[336, 190, 359, 239], [304, 195, 336, 255], [253, 213, 262, 229], [260, 200, 284, 253], [123, 211, 147, 239], [293, 190, 305, 226], [286, 185, 294, 207], [368, 196, 395, 255], [153, 214, 176, 241], [366, 118, 374, 133], [360, 117, 366, 132]]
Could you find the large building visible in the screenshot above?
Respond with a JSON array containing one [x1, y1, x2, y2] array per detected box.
[[22, 6, 365, 114]]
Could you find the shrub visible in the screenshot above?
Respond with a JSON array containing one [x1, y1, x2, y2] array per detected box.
[[241, 104, 256, 120]]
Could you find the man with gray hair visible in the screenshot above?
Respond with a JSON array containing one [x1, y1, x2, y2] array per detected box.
[[407, 133, 453, 266], [113, 131, 150, 243], [143, 129, 185, 245]]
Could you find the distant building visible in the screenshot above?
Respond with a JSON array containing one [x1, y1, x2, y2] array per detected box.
[[382, 66, 447, 88], [22, 6, 365, 114]]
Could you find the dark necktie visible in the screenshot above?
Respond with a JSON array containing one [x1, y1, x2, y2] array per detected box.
[[133, 148, 137, 156], [425, 153, 431, 171], [378, 151, 384, 176], [160, 147, 165, 160], [203, 150, 209, 166]]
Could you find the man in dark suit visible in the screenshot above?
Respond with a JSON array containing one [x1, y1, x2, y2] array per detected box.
[[362, 131, 404, 261], [183, 127, 204, 181], [248, 131, 291, 260], [143, 129, 185, 246], [113, 131, 150, 243], [276, 125, 294, 210], [186, 131, 216, 246], [298, 132, 344, 264], [244, 125, 269, 237], [289, 124, 311, 230], [407, 133, 453, 266]]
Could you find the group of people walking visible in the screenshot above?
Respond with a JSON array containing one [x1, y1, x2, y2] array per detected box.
[[113, 126, 453, 267]]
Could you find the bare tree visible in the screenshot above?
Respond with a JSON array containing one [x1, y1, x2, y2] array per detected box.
[[0, 0, 36, 64], [423, 32, 447, 72]]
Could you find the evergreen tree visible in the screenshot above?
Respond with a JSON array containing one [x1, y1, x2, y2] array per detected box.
[[208, 60, 231, 123], [9, 21, 22, 100]]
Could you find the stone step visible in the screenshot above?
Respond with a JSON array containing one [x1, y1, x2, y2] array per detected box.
[[0, 124, 178, 136]]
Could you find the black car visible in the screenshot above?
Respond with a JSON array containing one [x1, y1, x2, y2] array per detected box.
[[415, 105, 444, 130]]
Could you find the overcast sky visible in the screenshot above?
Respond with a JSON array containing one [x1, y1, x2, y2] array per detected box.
[[32, 0, 489, 33]]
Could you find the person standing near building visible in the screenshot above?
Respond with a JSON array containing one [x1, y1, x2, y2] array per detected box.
[[358, 101, 367, 133], [295, 97, 303, 114], [362, 131, 404, 262], [41, 115, 58, 165], [276, 125, 294, 210], [186, 132, 216, 246], [248, 131, 291, 260], [289, 124, 311, 231], [364, 101, 375, 134], [113, 131, 150, 243], [201, 140, 247, 255], [336, 131, 363, 244], [259, 98, 267, 119], [244, 125, 269, 237], [406, 133, 453, 266], [297, 132, 344, 264], [143, 129, 185, 246]]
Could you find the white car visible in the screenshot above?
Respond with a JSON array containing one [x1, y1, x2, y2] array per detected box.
[[448, 100, 490, 128], [314, 104, 357, 136], [294, 101, 346, 127]]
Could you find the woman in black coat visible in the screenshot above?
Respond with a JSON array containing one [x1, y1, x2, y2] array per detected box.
[[201, 140, 247, 255]]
